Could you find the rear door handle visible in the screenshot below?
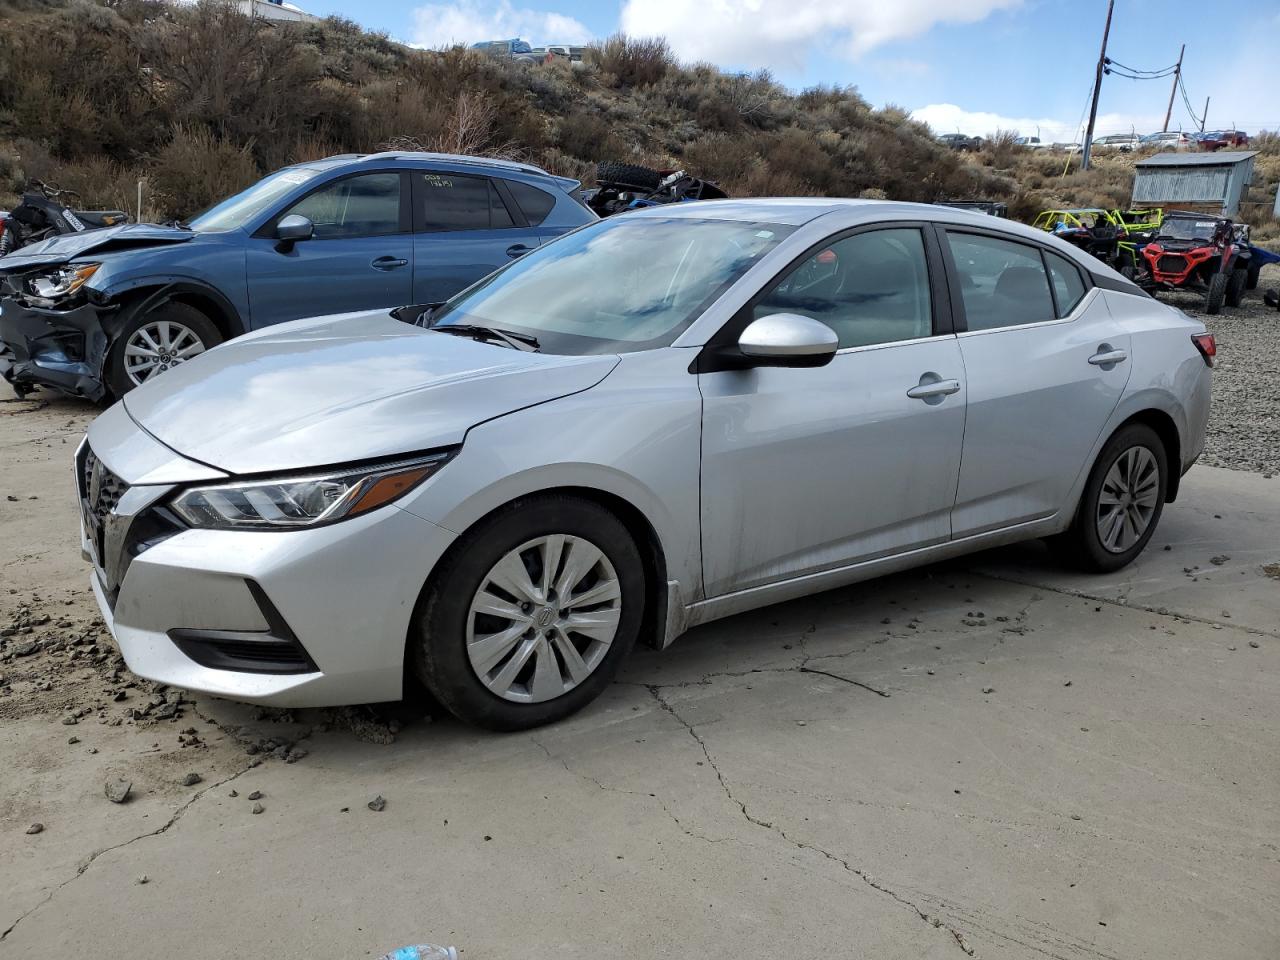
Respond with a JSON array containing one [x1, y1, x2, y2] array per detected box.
[[506, 243, 533, 258], [371, 256, 408, 270], [906, 379, 961, 400], [1088, 348, 1128, 366]]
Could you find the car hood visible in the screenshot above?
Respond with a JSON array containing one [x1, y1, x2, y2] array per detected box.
[[122, 310, 620, 474], [0, 223, 195, 272]]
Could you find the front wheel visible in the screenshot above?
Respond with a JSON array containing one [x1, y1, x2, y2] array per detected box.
[[1245, 263, 1260, 290], [1205, 271, 1228, 315], [1225, 268, 1248, 308], [1052, 423, 1167, 573], [104, 302, 222, 397], [411, 495, 645, 730]]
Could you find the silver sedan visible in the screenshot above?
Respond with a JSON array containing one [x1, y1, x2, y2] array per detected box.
[[77, 200, 1213, 729]]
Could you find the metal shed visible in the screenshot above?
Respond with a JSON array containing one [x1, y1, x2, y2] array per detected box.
[[1132, 151, 1257, 217]]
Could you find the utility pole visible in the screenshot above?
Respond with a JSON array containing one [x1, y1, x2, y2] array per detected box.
[[1201, 97, 1210, 131], [1081, 0, 1114, 171], [1162, 43, 1185, 132]]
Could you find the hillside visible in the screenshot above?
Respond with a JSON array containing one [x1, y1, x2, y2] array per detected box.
[[0, 0, 1276, 241]]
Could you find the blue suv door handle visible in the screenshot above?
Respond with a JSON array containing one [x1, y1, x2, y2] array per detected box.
[[371, 256, 409, 270], [506, 243, 533, 259]]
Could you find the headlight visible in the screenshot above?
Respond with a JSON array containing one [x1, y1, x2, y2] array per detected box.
[[29, 262, 100, 300], [168, 451, 455, 530]]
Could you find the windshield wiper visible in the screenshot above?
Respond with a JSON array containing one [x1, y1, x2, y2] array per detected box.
[[430, 323, 540, 352]]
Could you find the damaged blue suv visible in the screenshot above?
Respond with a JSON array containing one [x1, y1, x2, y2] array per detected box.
[[0, 152, 592, 399]]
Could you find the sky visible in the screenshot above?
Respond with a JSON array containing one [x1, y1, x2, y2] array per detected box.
[[294, 0, 1280, 141]]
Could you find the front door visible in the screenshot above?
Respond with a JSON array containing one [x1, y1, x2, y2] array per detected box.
[[246, 171, 413, 329], [698, 226, 967, 598], [940, 229, 1132, 536]]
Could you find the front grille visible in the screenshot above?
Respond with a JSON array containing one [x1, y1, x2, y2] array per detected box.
[[83, 448, 129, 521], [1156, 255, 1187, 274]]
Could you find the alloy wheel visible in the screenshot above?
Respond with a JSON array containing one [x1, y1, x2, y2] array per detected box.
[[466, 534, 622, 704], [1095, 445, 1160, 554], [124, 319, 206, 385]]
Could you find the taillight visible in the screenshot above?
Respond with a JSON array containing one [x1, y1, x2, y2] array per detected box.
[[1191, 333, 1216, 367]]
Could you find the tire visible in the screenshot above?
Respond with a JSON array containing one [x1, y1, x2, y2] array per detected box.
[[595, 161, 662, 192], [1205, 271, 1228, 315], [1052, 423, 1168, 573], [104, 301, 222, 398], [411, 494, 646, 730], [1245, 263, 1260, 291], [1119, 262, 1135, 282], [1225, 268, 1247, 308]]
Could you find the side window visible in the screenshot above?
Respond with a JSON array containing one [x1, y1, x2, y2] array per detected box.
[[946, 232, 1055, 331], [505, 180, 556, 227], [283, 173, 401, 239], [1045, 251, 1087, 318], [418, 173, 513, 231], [754, 228, 933, 349]]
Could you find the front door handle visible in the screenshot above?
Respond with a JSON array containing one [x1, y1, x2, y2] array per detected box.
[[371, 256, 408, 270], [906, 378, 961, 401], [506, 243, 533, 258], [1088, 347, 1128, 366]]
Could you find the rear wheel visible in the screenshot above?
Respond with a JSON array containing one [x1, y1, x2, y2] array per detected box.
[[1205, 271, 1228, 315], [1246, 263, 1261, 290], [1052, 423, 1167, 573], [1225, 267, 1247, 308], [105, 302, 221, 397], [411, 495, 645, 730]]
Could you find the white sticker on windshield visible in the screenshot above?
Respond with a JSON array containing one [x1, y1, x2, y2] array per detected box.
[[278, 171, 314, 185], [755, 230, 775, 238], [1196, 222, 1215, 228]]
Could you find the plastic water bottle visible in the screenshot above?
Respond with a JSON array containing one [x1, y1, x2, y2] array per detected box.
[[379, 947, 459, 960]]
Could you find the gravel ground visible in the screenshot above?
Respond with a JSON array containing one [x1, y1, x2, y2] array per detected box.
[[1165, 262, 1280, 476]]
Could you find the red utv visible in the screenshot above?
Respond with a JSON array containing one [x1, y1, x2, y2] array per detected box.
[[1140, 211, 1253, 315]]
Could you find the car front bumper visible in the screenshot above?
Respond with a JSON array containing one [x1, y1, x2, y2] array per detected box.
[[80, 409, 459, 707], [0, 295, 114, 400]]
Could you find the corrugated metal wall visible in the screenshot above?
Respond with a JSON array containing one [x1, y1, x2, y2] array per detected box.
[[1132, 157, 1255, 216], [1133, 168, 1229, 203]]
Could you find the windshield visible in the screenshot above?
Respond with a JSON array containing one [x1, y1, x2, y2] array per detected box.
[[188, 167, 325, 232], [430, 216, 794, 354], [1157, 218, 1218, 242], [512, 39, 532, 53]]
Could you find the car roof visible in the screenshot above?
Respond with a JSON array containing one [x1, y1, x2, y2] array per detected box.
[[310, 152, 557, 178]]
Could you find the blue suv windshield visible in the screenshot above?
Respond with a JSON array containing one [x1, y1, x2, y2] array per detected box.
[[188, 167, 326, 232]]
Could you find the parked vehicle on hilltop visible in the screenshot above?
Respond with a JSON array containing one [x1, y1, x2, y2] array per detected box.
[[0, 179, 129, 257], [1141, 131, 1193, 151], [1141, 211, 1253, 314], [77, 199, 1212, 729], [1195, 130, 1249, 151], [470, 38, 546, 63], [938, 133, 983, 151], [1093, 133, 1142, 152], [0, 153, 593, 400], [533, 44, 585, 62]]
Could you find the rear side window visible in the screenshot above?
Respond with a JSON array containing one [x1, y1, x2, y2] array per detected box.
[[1045, 251, 1087, 317], [418, 173, 514, 231], [946, 232, 1055, 331], [505, 180, 557, 226]]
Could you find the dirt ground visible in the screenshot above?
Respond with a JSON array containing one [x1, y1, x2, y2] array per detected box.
[[1, 279, 1279, 958]]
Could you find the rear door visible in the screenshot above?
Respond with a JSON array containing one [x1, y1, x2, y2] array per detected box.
[[245, 171, 413, 329], [939, 228, 1132, 536], [410, 172, 538, 303]]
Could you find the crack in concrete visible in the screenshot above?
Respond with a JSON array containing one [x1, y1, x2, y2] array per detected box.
[[974, 571, 1277, 640], [644, 685, 975, 957], [0, 763, 256, 944], [797, 665, 892, 697], [527, 736, 732, 844]]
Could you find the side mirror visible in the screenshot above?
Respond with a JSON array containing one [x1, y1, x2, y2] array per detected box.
[[737, 313, 839, 368], [274, 214, 313, 251]]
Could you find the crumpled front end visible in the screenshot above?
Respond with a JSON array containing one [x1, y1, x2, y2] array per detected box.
[[0, 295, 116, 400]]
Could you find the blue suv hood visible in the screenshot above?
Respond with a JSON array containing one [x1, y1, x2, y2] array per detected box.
[[0, 223, 195, 272]]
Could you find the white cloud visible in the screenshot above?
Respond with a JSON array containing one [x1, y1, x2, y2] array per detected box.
[[619, 0, 1023, 72], [910, 103, 1169, 142], [410, 0, 591, 48]]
